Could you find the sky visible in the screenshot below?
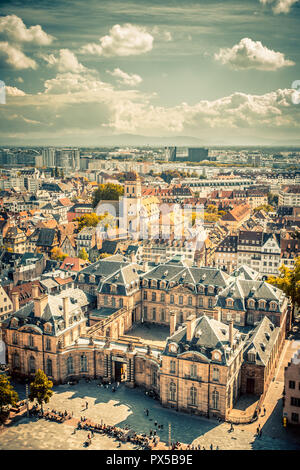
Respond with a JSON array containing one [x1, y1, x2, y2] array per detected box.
[[0, 0, 300, 146]]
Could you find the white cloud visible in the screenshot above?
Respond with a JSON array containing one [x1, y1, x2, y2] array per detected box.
[[6, 85, 26, 96], [0, 41, 37, 69], [16, 77, 24, 83], [0, 14, 54, 45], [2, 65, 299, 140], [107, 68, 142, 86], [80, 23, 153, 57], [214, 37, 295, 71], [41, 49, 86, 73], [259, 0, 299, 14]]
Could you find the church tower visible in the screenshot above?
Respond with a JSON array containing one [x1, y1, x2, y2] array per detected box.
[[121, 171, 142, 239]]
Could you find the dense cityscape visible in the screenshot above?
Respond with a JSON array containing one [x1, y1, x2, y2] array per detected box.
[[0, 0, 300, 457]]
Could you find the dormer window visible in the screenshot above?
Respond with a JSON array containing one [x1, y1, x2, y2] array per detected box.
[[270, 301, 278, 311], [248, 299, 255, 309], [151, 280, 157, 288], [208, 285, 214, 294], [226, 298, 234, 307], [248, 351, 256, 362], [258, 300, 266, 310]]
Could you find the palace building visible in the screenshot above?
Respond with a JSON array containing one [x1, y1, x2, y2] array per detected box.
[[1, 255, 290, 420]]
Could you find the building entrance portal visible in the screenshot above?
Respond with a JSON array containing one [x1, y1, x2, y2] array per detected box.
[[113, 360, 128, 382]]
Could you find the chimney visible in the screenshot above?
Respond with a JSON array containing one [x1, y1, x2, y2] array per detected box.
[[229, 320, 234, 348], [186, 314, 196, 342], [32, 284, 39, 299], [143, 261, 149, 272], [226, 261, 232, 274], [33, 292, 48, 318], [63, 297, 70, 328], [170, 311, 176, 336], [12, 291, 19, 312], [130, 252, 136, 263]]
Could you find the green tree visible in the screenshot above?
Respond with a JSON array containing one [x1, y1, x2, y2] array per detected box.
[[0, 374, 19, 414], [78, 247, 89, 260], [92, 183, 124, 208], [75, 213, 101, 231], [267, 257, 300, 323], [29, 369, 53, 412]]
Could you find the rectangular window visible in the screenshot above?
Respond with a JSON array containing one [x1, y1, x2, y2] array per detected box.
[[291, 397, 300, 407], [143, 307, 147, 319], [170, 360, 176, 373], [291, 413, 299, 423], [289, 381, 296, 389], [170, 295, 174, 304], [161, 293, 165, 302]]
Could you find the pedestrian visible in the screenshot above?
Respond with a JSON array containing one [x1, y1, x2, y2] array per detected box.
[[216, 445, 219, 450], [263, 407, 266, 416], [210, 444, 213, 450], [154, 420, 157, 426], [259, 429, 262, 438], [229, 423, 234, 432], [160, 424, 163, 430], [146, 409, 149, 417], [86, 401, 88, 409], [256, 426, 260, 436]]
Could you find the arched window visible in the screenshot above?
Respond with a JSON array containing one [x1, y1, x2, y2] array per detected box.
[[12, 332, 18, 345], [212, 389, 219, 410], [152, 371, 157, 386], [258, 300, 266, 310], [29, 335, 34, 347], [270, 302, 277, 311], [248, 299, 255, 309], [67, 356, 73, 374], [29, 355, 36, 374], [46, 358, 52, 376], [169, 382, 176, 401], [170, 360, 176, 373], [190, 386, 197, 405], [80, 354, 88, 372]]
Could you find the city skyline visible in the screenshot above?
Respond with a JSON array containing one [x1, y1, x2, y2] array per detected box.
[[0, 0, 300, 145]]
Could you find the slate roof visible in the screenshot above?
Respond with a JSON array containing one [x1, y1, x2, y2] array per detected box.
[[165, 315, 244, 365], [243, 316, 279, 366], [216, 279, 284, 312], [36, 228, 56, 247], [142, 260, 230, 292], [4, 288, 93, 336]]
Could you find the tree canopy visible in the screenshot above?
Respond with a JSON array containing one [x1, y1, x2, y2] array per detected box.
[[29, 369, 53, 411], [0, 374, 19, 413], [78, 247, 89, 260], [92, 183, 124, 208], [267, 257, 300, 322]]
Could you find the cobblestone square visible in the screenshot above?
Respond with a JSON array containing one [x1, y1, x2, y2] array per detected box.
[[0, 381, 299, 450]]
